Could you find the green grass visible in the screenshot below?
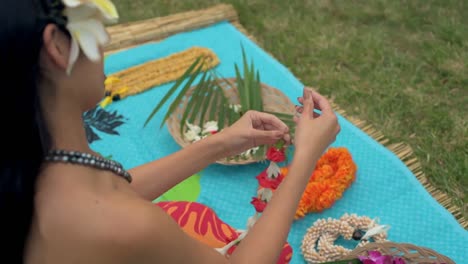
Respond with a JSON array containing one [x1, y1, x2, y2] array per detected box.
[[112, 0, 467, 220]]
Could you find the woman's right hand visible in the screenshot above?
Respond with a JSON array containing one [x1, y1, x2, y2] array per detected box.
[[293, 88, 340, 158]]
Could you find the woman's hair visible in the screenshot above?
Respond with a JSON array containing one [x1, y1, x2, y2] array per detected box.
[[0, 0, 67, 261]]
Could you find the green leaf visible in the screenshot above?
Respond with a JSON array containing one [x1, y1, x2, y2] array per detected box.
[[228, 107, 235, 126], [218, 95, 227, 130], [242, 46, 251, 110], [253, 145, 267, 160], [188, 74, 211, 124], [161, 64, 206, 128], [209, 88, 221, 122], [256, 70, 263, 112], [144, 57, 203, 127], [179, 72, 208, 135], [198, 79, 214, 128], [234, 64, 248, 112]]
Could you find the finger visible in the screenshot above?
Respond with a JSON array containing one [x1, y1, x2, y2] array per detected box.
[[295, 105, 303, 113], [293, 115, 299, 124], [302, 88, 315, 119], [252, 129, 284, 145], [297, 97, 304, 105], [311, 91, 333, 115], [254, 112, 289, 132], [283, 133, 292, 145]]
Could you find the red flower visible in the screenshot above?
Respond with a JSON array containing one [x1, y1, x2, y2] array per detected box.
[[210, 131, 217, 135], [266, 147, 286, 162], [256, 171, 284, 190], [251, 197, 267, 213]]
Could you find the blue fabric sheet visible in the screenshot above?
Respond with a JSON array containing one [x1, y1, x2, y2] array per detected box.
[[91, 21, 468, 263]]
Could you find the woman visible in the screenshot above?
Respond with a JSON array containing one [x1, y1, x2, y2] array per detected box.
[[0, 0, 340, 263]]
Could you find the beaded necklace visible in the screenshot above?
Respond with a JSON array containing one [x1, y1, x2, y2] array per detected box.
[[44, 150, 132, 183]]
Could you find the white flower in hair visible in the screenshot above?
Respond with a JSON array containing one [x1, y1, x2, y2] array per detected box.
[[62, 0, 119, 74]]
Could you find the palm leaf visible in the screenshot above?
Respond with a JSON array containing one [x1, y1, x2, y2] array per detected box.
[[179, 71, 208, 135], [188, 76, 211, 125], [253, 145, 267, 160], [160, 64, 206, 128], [242, 47, 251, 110], [218, 94, 227, 130], [144, 57, 204, 127], [198, 79, 215, 128], [255, 70, 263, 111], [234, 64, 248, 112], [209, 88, 221, 121]]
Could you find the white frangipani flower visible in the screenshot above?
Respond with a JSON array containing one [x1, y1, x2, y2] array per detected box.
[[184, 130, 199, 142], [185, 121, 201, 135], [266, 161, 281, 179], [62, 0, 119, 74], [202, 120, 219, 134], [229, 104, 242, 113], [257, 188, 273, 202]]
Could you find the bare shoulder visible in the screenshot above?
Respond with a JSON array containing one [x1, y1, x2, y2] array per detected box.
[[31, 165, 228, 263]]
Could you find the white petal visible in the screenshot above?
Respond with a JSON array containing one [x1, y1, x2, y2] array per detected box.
[[257, 188, 273, 202], [62, 0, 83, 8], [67, 19, 109, 61], [266, 162, 281, 179], [185, 121, 201, 135], [184, 130, 198, 142], [91, 0, 119, 23], [362, 225, 390, 240], [75, 30, 100, 61], [66, 35, 80, 75], [64, 4, 96, 22], [203, 121, 218, 131]]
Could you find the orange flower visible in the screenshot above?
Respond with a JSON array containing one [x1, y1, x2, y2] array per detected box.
[[285, 147, 357, 219]]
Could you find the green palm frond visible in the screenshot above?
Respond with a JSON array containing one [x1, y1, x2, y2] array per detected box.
[[144, 57, 204, 127], [144, 47, 296, 162]]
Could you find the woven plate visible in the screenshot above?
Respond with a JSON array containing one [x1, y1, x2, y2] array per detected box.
[[166, 78, 295, 165], [345, 242, 455, 264]]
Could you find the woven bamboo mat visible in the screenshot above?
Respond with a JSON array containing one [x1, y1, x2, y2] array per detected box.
[[104, 4, 466, 229]]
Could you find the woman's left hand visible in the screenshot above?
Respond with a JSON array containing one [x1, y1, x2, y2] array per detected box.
[[219, 110, 291, 156]]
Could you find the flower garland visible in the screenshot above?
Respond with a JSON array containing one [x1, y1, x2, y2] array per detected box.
[[250, 146, 357, 220], [293, 147, 357, 219]]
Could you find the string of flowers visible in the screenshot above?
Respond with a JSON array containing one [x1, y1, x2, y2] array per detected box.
[[249, 146, 357, 221], [292, 147, 357, 219]]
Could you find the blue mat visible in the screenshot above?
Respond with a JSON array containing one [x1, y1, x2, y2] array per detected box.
[[91, 21, 467, 263]]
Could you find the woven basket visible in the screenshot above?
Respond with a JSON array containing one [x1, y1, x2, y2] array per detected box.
[[166, 78, 295, 165], [345, 242, 454, 264]]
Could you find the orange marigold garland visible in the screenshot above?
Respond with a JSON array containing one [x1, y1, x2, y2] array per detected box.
[[251, 146, 357, 220], [293, 147, 357, 219]]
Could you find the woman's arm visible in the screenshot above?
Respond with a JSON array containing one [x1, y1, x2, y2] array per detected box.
[[129, 111, 290, 201], [128, 133, 229, 201], [130, 89, 340, 264]]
